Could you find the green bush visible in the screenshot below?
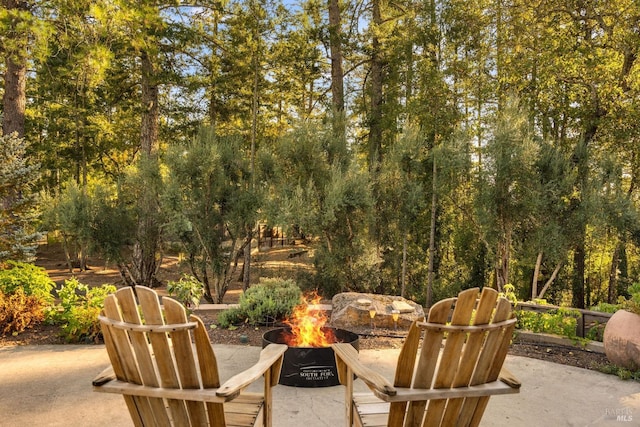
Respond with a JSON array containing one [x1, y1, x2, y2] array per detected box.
[[590, 302, 620, 314], [0, 288, 45, 335], [167, 274, 204, 308], [52, 278, 116, 343], [585, 321, 605, 342], [499, 283, 518, 305], [217, 278, 302, 328], [516, 307, 581, 339], [623, 283, 640, 315], [0, 261, 55, 306], [591, 283, 640, 315]]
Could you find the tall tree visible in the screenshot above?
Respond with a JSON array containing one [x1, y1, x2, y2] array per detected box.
[[477, 97, 538, 291], [533, 0, 637, 307], [1, 0, 31, 137], [119, 1, 165, 287], [119, 0, 218, 287]]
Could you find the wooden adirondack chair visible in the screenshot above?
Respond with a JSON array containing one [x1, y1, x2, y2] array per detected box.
[[92, 286, 287, 427], [332, 287, 521, 427]]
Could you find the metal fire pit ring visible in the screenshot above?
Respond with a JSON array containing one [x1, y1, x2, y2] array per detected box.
[[262, 327, 359, 387]]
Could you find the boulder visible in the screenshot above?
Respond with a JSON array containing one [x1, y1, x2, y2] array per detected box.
[[330, 292, 425, 330], [603, 309, 640, 371]]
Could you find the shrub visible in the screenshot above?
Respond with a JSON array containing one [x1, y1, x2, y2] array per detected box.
[[167, 274, 204, 308], [516, 307, 581, 339], [590, 283, 640, 315], [0, 288, 45, 335], [585, 321, 605, 341], [0, 261, 55, 306], [622, 283, 640, 315], [217, 278, 302, 328], [53, 278, 116, 343], [500, 283, 517, 305], [590, 302, 620, 314]]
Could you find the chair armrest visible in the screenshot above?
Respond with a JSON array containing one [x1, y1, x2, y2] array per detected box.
[[216, 343, 287, 400], [92, 366, 116, 386], [369, 367, 521, 403], [94, 379, 228, 403], [376, 379, 520, 402], [331, 343, 396, 397], [498, 367, 521, 389]]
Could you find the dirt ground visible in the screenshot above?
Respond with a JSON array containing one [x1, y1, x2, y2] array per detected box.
[[0, 242, 612, 373]]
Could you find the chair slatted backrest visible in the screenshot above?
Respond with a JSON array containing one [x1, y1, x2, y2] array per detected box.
[[100, 286, 227, 427], [389, 287, 516, 427]]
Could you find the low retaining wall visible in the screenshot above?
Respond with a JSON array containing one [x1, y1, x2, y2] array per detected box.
[[515, 331, 605, 354]]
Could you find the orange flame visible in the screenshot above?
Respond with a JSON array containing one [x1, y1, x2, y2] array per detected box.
[[283, 292, 336, 347]]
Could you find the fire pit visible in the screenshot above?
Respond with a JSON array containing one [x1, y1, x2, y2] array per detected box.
[[261, 291, 359, 387], [262, 326, 359, 387]]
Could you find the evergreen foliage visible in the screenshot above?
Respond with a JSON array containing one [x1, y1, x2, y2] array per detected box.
[[41, 179, 135, 273], [267, 124, 377, 295], [7, 0, 640, 309], [164, 127, 259, 303], [0, 133, 41, 262], [167, 274, 205, 308], [217, 277, 302, 328]]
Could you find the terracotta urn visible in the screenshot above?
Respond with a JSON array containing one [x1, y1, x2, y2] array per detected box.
[[603, 309, 640, 370]]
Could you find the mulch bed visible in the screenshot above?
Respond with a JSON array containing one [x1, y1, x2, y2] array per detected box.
[[5, 243, 607, 372], [1, 312, 610, 375]]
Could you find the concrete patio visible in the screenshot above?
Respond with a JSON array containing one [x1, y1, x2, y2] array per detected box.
[[0, 344, 638, 426]]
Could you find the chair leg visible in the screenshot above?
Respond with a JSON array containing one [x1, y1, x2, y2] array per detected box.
[[263, 369, 272, 427], [344, 367, 354, 427]]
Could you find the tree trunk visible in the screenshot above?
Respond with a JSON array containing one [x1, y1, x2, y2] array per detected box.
[[495, 227, 511, 292], [617, 242, 629, 298], [3, 57, 26, 138], [133, 50, 161, 287], [132, 207, 162, 287], [243, 229, 253, 291], [62, 235, 74, 273], [328, 0, 346, 152], [426, 155, 437, 308], [537, 262, 562, 300], [572, 110, 599, 308], [401, 235, 407, 298], [2, 0, 28, 138], [368, 0, 383, 172], [532, 251, 543, 300], [242, 40, 260, 292], [140, 50, 159, 155], [608, 242, 622, 304], [572, 244, 586, 309]]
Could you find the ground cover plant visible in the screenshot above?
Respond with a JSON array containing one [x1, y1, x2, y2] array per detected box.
[[217, 277, 302, 328]]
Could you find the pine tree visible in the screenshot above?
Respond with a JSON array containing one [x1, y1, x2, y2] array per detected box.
[[0, 132, 41, 261]]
